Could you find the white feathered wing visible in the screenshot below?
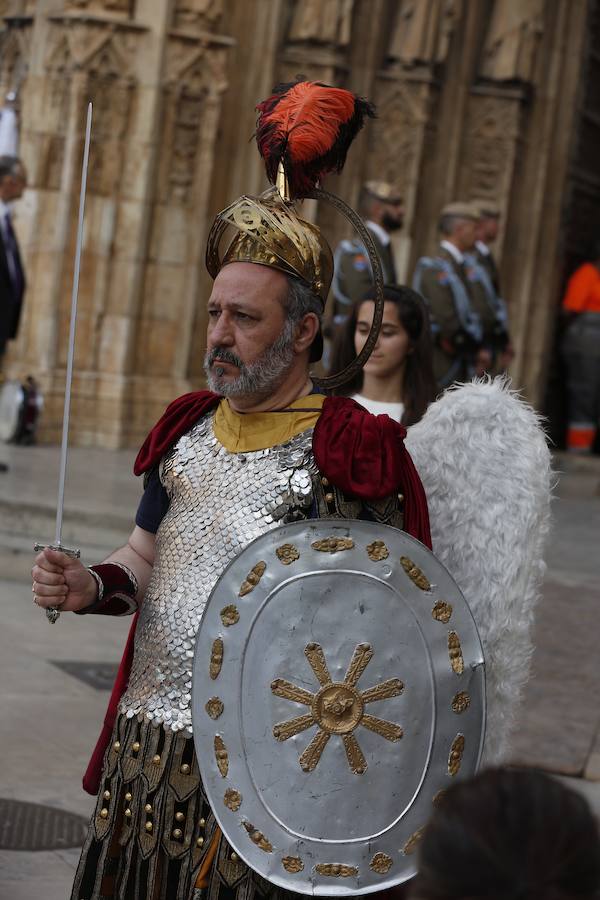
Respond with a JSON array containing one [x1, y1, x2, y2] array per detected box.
[[405, 378, 552, 765]]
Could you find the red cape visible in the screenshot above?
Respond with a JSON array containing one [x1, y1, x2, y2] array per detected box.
[[83, 391, 430, 794]]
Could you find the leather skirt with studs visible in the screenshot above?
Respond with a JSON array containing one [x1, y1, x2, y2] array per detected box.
[[70, 714, 283, 900]]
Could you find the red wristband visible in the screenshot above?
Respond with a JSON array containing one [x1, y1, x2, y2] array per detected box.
[[76, 563, 139, 616]]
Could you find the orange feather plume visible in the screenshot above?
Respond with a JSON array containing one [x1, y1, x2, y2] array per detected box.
[[256, 79, 375, 198]]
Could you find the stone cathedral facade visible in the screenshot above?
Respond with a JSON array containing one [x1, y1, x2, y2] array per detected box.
[[0, 0, 598, 447]]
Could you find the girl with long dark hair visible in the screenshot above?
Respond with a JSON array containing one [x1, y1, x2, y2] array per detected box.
[[329, 284, 437, 425]]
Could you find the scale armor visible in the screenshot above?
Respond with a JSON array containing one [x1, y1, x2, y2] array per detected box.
[[120, 413, 317, 734]]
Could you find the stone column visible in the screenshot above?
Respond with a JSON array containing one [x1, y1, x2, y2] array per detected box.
[[455, 85, 526, 261], [500, 0, 589, 403], [278, 0, 354, 85], [365, 0, 461, 280], [4, 0, 235, 447], [127, 9, 233, 444]]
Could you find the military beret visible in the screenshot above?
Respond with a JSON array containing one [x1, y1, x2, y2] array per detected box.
[[471, 198, 501, 218], [364, 180, 403, 203], [439, 201, 480, 221]]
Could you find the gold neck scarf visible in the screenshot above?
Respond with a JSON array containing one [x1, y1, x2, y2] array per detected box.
[[213, 394, 326, 453]]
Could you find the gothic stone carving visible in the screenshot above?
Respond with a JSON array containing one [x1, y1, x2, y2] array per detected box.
[[161, 39, 228, 204], [388, 0, 458, 68], [458, 91, 524, 210], [0, 1, 35, 15], [65, 0, 133, 14], [287, 0, 354, 46], [44, 24, 136, 195], [367, 77, 436, 201], [84, 40, 134, 197], [0, 19, 32, 98], [479, 0, 544, 83], [173, 0, 224, 34], [278, 0, 355, 105]]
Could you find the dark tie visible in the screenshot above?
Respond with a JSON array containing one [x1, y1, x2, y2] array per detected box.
[[3, 212, 24, 300]]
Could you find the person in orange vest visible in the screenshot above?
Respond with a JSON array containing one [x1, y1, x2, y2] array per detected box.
[[561, 247, 600, 453]]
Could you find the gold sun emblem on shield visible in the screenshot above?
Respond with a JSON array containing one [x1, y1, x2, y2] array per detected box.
[[271, 642, 404, 775]]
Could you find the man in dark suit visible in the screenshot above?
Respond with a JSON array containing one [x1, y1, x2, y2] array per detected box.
[[0, 155, 27, 362], [332, 181, 404, 320]]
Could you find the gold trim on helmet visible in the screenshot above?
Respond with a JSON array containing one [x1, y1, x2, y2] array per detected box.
[[205, 189, 334, 305]]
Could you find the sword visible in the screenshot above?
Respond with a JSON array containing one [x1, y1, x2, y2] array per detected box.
[[34, 102, 93, 624]]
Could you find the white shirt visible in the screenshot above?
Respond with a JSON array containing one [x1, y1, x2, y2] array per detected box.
[[0, 107, 18, 156], [351, 393, 405, 422], [366, 220, 391, 247], [475, 240, 490, 256], [440, 240, 464, 264]]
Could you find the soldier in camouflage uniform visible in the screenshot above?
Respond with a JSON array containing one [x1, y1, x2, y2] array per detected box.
[[412, 203, 485, 387], [332, 181, 403, 322], [470, 199, 513, 372]]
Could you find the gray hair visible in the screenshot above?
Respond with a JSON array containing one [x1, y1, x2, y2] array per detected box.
[[283, 276, 323, 325], [0, 156, 22, 180], [439, 214, 466, 237], [359, 188, 379, 219], [283, 276, 323, 363]]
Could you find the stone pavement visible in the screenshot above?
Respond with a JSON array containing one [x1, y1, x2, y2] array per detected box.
[[0, 441, 139, 567], [0, 444, 599, 900], [0, 442, 139, 900], [511, 451, 600, 779]]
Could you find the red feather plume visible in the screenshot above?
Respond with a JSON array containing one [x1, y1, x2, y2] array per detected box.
[[256, 79, 375, 199]]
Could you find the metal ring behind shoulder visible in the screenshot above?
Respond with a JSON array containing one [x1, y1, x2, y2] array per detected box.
[[308, 186, 385, 392], [33, 542, 81, 624]]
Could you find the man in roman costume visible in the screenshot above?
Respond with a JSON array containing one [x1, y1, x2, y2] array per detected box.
[[31, 82, 550, 900]]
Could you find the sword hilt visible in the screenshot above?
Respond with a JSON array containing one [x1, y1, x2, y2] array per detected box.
[[33, 542, 81, 624]]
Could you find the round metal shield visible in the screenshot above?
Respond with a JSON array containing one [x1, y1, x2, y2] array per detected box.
[[0, 380, 24, 442], [192, 520, 485, 896]]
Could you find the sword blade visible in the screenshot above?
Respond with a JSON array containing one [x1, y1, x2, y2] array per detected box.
[[54, 101, 92, 547]]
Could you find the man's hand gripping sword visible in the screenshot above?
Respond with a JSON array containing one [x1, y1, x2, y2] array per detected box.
[[34, 103, 92, 623]]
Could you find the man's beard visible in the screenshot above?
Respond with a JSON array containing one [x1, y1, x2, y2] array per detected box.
[[382, 212, 403, 232], [204, 321, 296, 399]]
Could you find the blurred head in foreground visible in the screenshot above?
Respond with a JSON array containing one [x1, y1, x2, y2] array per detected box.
[[412, 768, 600, 900]]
